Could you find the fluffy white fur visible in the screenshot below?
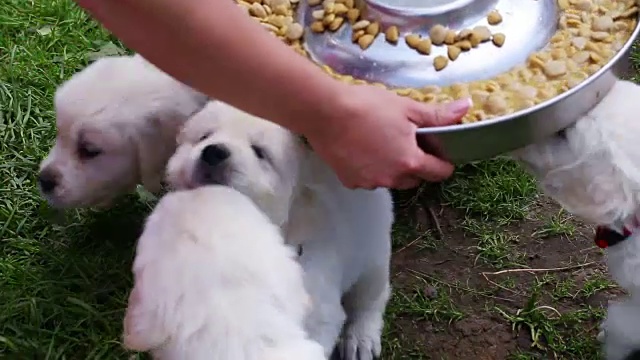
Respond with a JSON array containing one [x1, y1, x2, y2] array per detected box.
[[512, 80, 640, 360], [167, 101, 394, 360], [38, 54, 208, 208], [123, 185, 325, 360]]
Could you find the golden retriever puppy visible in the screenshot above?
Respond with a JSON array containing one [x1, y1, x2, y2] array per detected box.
[[166, 101, 394, 360], [513, 80, 640, 360], [38, 54, 208, 208], [123, 185, 325, 360]]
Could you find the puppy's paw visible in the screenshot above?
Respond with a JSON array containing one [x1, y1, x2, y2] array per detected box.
[[122, 284, 168, 352], [264, 340, 326, 360], [598, 319, 607, 343], [337, 327, 381, 360]]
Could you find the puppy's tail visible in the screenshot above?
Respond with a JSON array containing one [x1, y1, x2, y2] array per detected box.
[[263, 339, 327, 360]]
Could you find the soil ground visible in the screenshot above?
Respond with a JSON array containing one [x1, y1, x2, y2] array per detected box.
[[381, 160, 622, 360]]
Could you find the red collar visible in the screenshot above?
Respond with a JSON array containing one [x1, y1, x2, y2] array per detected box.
[[595, 225, 632, 249]]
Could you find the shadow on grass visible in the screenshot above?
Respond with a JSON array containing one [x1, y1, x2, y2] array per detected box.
[[0, 196, 150, 359]]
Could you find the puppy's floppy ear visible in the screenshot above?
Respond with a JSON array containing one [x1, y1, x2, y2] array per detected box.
[[270, 138, 308, 225], [122, 272, 170, 351], [129, 115, 183, 193]]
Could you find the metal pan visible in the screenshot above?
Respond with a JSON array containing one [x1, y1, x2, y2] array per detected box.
[[299, 0, 640, 163]]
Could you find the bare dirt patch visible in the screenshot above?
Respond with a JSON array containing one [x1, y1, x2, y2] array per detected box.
[[382, 178, 622, 360]]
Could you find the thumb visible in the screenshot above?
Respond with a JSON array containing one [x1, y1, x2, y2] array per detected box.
[[410, 98, 472, 128], [412, 151, 455, 182]]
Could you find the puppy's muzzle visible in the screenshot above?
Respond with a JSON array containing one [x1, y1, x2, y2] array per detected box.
[[38, 168, 60, 194], [200, 144, 230, 166], [196, 144, 230, 185]]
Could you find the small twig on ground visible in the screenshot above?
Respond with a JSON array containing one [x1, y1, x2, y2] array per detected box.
[[433, 259, 452, 266], [481, 273, 523, 296], [393, 237, 423, 254], [407, 268, 516, 303], [426, 205, 444, 240], [481, 262, 596, 276], [409, 182, 444, 240]]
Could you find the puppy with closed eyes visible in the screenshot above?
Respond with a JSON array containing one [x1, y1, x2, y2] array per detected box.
[[512, 80, 640, 360], [123, 185, 325, 360], [38, 54, 208, 208], [167, 101, 394, 360]]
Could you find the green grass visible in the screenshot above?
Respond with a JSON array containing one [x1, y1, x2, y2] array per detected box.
[[0, 0, 632, 358], [0, 1, 145, 357], [385, 157, 617, 357], [442, 159, 539, 225], [531, 209, 576, 240]]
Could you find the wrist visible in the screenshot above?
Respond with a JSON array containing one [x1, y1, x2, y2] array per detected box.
[[284, 73, 354, 140]]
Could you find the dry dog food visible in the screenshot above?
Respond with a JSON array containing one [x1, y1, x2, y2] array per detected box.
[[433, 55, 449, 71], [299, 0, 507, 70], [492, 33, 506, 47], [385, 25, 399, 43], [238, 0, 637, 123], [487, 10, 503, 25]]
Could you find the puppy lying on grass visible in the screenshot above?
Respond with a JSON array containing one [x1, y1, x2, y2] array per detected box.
[[512, 80, 640, 360], [123, 185, 325, 360], [38, 54, 208, 208]]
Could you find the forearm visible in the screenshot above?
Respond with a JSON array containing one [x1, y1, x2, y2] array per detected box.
[[75, 0, 345, 135]]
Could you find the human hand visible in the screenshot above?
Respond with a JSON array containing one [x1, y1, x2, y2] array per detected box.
[[302, 83, 471, 190]]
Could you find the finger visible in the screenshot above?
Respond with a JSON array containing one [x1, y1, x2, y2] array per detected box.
[[338, 176, 359, 190], [337, 174, 377, 190], [409, 153, 455, 182], [392, 176, 422, 190], [409, 97, 472, 128]]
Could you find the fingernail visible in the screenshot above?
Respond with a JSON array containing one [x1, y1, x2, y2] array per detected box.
[[447, 98, 472, 117]]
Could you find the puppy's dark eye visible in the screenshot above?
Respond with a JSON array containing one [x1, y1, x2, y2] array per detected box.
[[199, 132, 212, 142], [77, 141, 102, 159], [251, 145, 266, 160], [556, 128, 567, 139]]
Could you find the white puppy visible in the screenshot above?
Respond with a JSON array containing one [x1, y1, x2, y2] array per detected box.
[[38, 54, 208, 208], [167, 101, 394, 360], [123, 185, 325, 360], [512, 80, 640, 360]]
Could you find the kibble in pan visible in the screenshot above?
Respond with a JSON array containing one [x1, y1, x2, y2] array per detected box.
[[237, 0, 637, 124]]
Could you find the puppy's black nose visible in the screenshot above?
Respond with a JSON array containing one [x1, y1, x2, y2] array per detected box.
[[38, 170, 58, 193], [200, 144, 230, 166]]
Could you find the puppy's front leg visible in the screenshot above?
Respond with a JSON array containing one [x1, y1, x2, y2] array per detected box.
[[122, 284, 169, 352], [302, 270, 347, 357], [339, 264, 390, 360], [603, 297, 640, 360]]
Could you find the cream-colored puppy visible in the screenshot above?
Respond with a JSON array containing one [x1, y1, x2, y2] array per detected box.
[[512, 80, 640, 360], [167, 101, 394, 360], [166, 101, 304, 228], [123, 185, 325, 360], [38, 54, 208, 208]]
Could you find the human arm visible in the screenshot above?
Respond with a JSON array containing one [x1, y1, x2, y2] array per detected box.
[[74, 0, 343, 136], [74, 0, 471, 189]]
